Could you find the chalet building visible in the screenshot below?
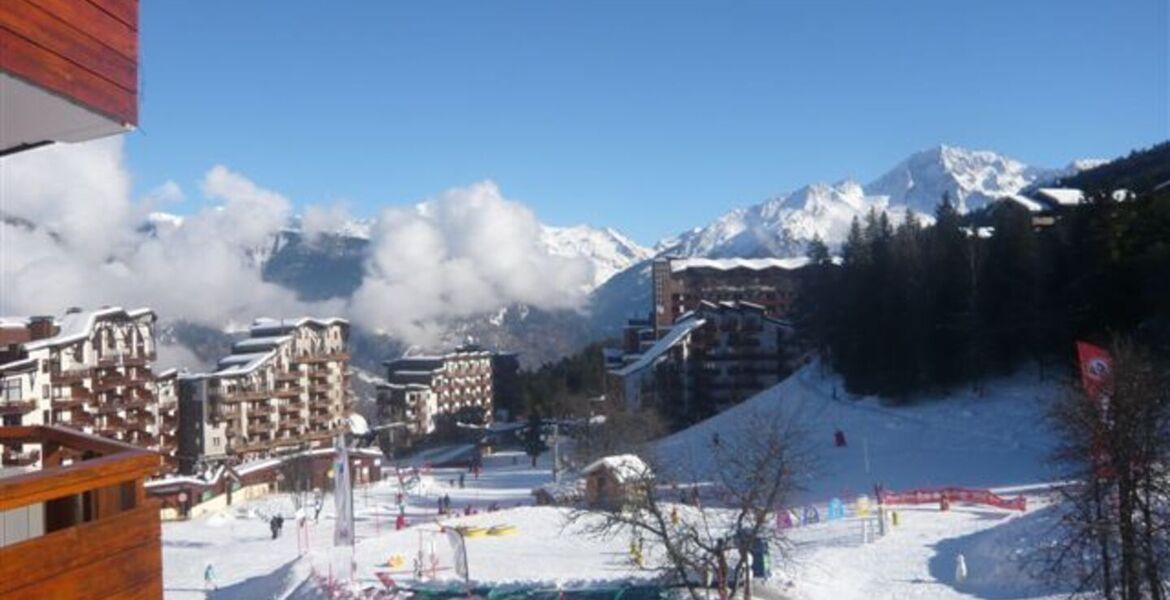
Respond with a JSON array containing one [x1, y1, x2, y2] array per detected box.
[[0, 308, 163, 466], [650, 257, 808, 337], [376, 345, 514, 447], [582, 454, 650, 509], [176, 318, 351, 474], [607, 301, 797, 419]]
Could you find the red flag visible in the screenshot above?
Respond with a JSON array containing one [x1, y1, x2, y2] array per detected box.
[[1076, 341, 1112, 399]]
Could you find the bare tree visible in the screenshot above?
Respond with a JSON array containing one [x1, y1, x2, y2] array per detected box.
[[567, 408, 814, 599], [1040, 338, 1169, 600], [573, 406, 669, 468]]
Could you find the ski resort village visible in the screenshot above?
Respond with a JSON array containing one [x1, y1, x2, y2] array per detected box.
[[1, 1, 1167, 599]]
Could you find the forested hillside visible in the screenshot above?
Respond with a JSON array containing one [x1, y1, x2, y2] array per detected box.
[[800, 143, 1170, 399]]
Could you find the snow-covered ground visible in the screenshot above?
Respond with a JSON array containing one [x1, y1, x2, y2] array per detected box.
[[162, 364, 1071, 599]]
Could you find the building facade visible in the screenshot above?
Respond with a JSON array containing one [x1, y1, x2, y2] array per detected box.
[[176, 318, 351, 474], [651, 257, 807, 335], [608, 301, 797, 422], [0, 308, 162, 466], [376, 345, 503, 446]]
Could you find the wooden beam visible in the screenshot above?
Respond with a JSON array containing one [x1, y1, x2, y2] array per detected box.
[[0, 0, 136, 91]]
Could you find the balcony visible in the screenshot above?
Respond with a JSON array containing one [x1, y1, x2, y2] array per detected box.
[[290, 351, 350, 365], [273, 387, 300, 398], [246, 404, 274, 416], [0, 425, 162, 599], [219, 389, 271, 403], [0, 399, 37, 415], [274, 371, 301, 382], [247, 422, 274, 434], [50, 368, 89, 385]]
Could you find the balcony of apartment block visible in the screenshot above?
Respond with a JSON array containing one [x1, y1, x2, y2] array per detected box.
[[230, 438, 273, 455], [274, 370, 302, 383], [247, 420, 275, 435], [123, 430, 157, 449], [0, 425, 163, 599], [272, 385, 301, 399], [96, 355, 149, 369], [0, 398, 37, 416], [50, 368, 89, 385], [308, 412, 334, 427], [246, 402, 274, 417], [290, 352, 350, 365], [219, 389, 272, 403], [308, 383, 334, 395], [277, 415, 305, 432], [95, 418, 127, 438]]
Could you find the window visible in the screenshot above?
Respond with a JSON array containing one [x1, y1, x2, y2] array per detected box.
[[1, 379, 21, 401]]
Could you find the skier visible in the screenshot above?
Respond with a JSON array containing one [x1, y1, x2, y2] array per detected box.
[[395, 513, 406, 530], [203, 563, 217, 590], [270, 514, 284, 539], [954, 553, 968, 584], [834, 429, 848, 447], [712, 432, 721, 447], [459, 473, 465, 489], [313, 496, 324, 522]]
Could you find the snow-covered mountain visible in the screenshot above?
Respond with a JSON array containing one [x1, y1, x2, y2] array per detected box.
[[654, 145, 1096, 260], [539, 224, 653, 290]]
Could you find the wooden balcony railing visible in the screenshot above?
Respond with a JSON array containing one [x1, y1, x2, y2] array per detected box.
[[0, 423, 162, 599], [0, 399, 37, 415]]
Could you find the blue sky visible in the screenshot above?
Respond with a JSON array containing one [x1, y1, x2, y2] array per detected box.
[[127, 1, 1168, 245]]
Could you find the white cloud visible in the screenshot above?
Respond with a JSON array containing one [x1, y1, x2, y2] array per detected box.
[[349, 181, 592, 344], [0, 140, 592, 351]]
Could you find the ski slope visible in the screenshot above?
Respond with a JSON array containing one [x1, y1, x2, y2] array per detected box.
[[162, 364, 1071, 599], [655, 363, 1061, 503]]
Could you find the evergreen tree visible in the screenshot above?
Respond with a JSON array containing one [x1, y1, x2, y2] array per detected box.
[[522, 413, 548, 467]]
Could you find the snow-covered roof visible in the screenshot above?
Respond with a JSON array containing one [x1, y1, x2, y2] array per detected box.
[[670, 256, 811, 273], [249, 317, 348, 336], [0, 357, 37, 373], [611, 317, 706, 377], [582, 454, 651, 483], [1001, 194, 1047, 213], [0, 317, 30, 329], [215, 351, 276, 375], [1035, 188, 1085, 207], [23, 307, 154, 352], [532, 479, 584, 501], [232, 335, 291, 351]]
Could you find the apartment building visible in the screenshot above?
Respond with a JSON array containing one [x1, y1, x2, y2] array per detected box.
[[608, 301, 797, 422], [651, 256, 808, 336], [176, 318, 351, 473], [154, 369, 179, 472], [0, 307, 161, 466], [376, 345, 504, 445]]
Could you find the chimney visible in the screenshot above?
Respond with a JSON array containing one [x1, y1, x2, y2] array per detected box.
[[28, 315, 59, 341]]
